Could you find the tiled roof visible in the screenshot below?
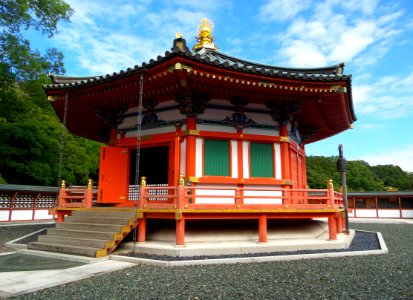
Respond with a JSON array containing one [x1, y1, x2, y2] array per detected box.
[[44, 39, 350, 90]]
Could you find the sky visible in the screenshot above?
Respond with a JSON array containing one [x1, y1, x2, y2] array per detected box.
[[27, 0, 413, 172]]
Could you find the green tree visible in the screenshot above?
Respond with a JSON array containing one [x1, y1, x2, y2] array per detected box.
[[371, 165, 412, 190], [0, 1, 101, 186]]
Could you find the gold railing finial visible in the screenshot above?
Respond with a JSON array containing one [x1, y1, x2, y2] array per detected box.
[[140, 176, 147, 188], [178, 174, 185, 186], [61, 180, 66, 189], [327, 179, 334, 189], [87, 179, 93, 189], [193, 18, 218, 51]]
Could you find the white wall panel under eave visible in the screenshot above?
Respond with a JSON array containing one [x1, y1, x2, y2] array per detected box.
[[194, 185, 236, 204], [231, 140, 238, 178], [355, 209, 377, 218], [197, 124, 236, 133], [11, 210, 33, 221], [401, 210, 413, 218], [274, 143, 282, 179], [242, 128, 279, 136], [243, 141, 249, 178], [378, 209, 401, 218], [348, 211, 355, 217], [180, 139, 186, 177], [243, 186, 283, 204], [34, 210, 53, 220], [195, 137, 203, 178], [0, 211, 9, 221], [125, 126, 175, 138]]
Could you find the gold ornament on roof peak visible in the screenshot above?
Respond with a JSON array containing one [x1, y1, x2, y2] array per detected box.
[[193, 18, 218, 51]]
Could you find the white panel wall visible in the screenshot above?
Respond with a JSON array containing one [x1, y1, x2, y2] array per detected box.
[[195, 137, 203, 178], [243, 128, 279, 136], [348, 211, 355, 217], [242, 141, 249, 178], [378, 210, 401, 218], [231, 140, 238, 178], [125, 126, 175, 138], [34, 210, 54, 220], [180, 139, 186, 177], [201, 108, 233, 121], [11, 210, 33, 221], [401, 210, 413, 218], [355, 209, 377, 218], [197, 124, 236, 133], [243, 185, 283, 204], [244, 112, 276, 126], [194, 184, 236, 204], [0, 211, 9, 221], [274, 143, 282, 179]]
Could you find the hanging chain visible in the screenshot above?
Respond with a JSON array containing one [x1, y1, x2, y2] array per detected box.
[[133, 73, 144, 248], [55, 92, 69, 208]]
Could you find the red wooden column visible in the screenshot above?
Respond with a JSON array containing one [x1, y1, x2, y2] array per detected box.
[[175, 175, 186, 246], [328, 215, 337, 240], [137, 177, 147, 242], [280, 124, 291, 205], [236, 129, 244, 205], [185, 117, 197, 179], [258, 214, 268, 243]]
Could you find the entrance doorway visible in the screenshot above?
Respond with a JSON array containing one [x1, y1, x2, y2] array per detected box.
[[129, 146, 169, 185]]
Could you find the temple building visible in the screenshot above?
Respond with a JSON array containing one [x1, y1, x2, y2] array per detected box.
[[30, 19, 356, 257]]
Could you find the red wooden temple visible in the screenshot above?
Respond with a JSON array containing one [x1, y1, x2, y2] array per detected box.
[[44, 19, 356, 246]]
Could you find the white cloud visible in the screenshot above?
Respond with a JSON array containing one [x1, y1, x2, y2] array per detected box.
[[358, 144, 413, 172], [352, 70, 413, 118], [259, 0, 311, 21]]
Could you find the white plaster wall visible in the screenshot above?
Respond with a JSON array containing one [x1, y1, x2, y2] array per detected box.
[[378, 209, 401, 218], [157, 110, 183, 121], [355, 209, 377, 218], [274, 143, 282, 179], [195, 137, 203, 178], [244, 112, 276, 126], [194, 184, 236, 204], [34, 210, 54, 220], [243, 185, 283, 204], [242, 141, 249, 178], [201, 108, 233, 121], [348, 211, 355, 217], [401, 210, 413, 218], [197, 124, 236, 133], [180, 139, 186, 176], [125, 126, 175, 138], [11, 210, 33, 221], [242, 128, 279, 136], [231, 140, 238, 178], [0, 211, 9, 221], [209, 99, 231, 106]]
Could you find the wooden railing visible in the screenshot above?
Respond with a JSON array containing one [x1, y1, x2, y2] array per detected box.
[[138, 184, 343, 211]]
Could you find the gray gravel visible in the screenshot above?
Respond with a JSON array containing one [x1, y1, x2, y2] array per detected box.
[[3, 223, 413, 300], [0, 224, 54, 253]]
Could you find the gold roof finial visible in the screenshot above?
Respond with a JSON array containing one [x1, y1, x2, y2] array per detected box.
[[193, 18, 218, 51]]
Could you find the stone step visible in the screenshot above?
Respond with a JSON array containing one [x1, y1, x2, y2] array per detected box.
[[71, 210, 137, 219], [65, 216, 134, 225], [47, 228, 122, 240], [56, 222, 128, 233], [27, 242, 106, 258], [38, 235, 115, 249]]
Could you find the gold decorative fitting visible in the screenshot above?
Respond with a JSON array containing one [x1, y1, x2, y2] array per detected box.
[[178, 174, 185, 186], [176, 32, 182, 39], [168, 62, 193, 72], [184, 205, 189, 209], [280, 136, 290, 142], [182, 130, 200, 136], [327, 179, 334, 189], [282, 179, 292, 185], [87, 179, 93, 189], [189, 176, 200, 183], [193, 18, 218, 51], [60, 180, 66, 189], [140, 176, 147, 188]]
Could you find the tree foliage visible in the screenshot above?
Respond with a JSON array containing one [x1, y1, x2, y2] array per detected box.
[[0, 1, 101, 186], [306, 156, 413, 191]]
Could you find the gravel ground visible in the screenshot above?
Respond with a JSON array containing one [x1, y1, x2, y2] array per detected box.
[[3, 223, 413, 300], [0, 224, 54, 253]]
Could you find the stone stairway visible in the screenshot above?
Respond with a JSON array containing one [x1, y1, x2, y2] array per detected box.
[[28, 209, 138, 258]]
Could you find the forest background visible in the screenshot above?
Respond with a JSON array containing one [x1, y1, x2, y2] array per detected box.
[[0, 1, 412, 191]]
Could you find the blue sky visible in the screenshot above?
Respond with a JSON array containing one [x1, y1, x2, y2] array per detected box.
[[27, 0, 413, 172]]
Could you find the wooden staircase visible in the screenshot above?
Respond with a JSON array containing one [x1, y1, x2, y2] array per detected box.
[[28, 209, 138, 258]]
